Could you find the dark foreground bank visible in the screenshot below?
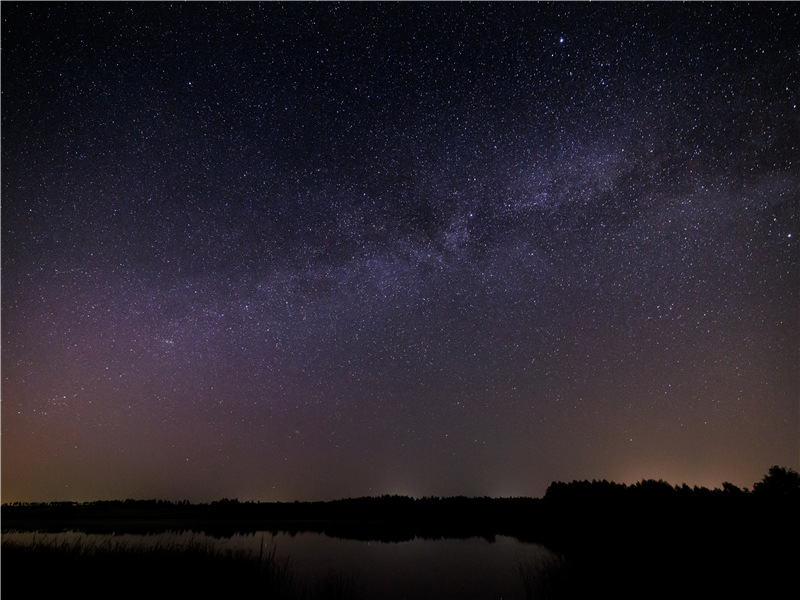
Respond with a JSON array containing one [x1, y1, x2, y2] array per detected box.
[[1, 536, 358, 600], [3, 467, 798, 599]]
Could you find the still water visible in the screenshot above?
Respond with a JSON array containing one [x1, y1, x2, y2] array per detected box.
[[3, 529, 556, 599]]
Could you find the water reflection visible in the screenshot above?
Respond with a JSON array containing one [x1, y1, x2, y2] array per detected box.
[[3, 530, 556, 599]]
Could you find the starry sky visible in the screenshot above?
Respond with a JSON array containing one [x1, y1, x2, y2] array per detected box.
[[2, 2, 798, 503]]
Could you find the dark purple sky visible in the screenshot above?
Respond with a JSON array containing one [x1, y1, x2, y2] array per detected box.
[[2, 2, 798, 502]]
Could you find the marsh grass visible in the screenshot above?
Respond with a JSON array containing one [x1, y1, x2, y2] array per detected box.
[[516, 553, 576, 600], [1, 534, 359, 600], [304, 569, 360, 600]]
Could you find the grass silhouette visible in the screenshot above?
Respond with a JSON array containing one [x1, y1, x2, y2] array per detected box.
[[516, 553, 575, 600], [4, 468, 797, 599], [1, 534, 359, 600]]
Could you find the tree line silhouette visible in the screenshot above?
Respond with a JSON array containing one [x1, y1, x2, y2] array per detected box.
[[3, 466, 797, 599], [3, 466, 797, 539]]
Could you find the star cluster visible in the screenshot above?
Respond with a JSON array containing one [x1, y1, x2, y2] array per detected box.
[[2, 3, 798, 502]]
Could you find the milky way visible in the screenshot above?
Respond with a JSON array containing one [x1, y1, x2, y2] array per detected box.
[[2, 3, 798, 502]]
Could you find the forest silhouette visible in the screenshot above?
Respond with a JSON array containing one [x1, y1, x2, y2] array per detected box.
[[3, 466, 798, 599]]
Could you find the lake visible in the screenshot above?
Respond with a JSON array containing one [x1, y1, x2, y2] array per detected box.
[[2, 529, 558, 599]]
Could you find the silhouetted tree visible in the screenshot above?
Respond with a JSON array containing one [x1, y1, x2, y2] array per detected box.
[[721, 482, 744, 495], [753, 465, 800, 499]]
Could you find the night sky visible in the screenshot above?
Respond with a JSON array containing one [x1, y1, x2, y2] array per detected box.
[[2, 2, 798, 503]]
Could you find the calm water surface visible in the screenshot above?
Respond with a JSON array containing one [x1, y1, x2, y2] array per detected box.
[[4, 530, 556, 599]]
